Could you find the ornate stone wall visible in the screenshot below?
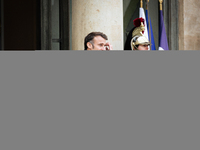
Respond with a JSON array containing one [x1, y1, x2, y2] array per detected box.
[[71, 0, 200, 50], [72, 0, 123, 50], [179, 0, 200, 50]]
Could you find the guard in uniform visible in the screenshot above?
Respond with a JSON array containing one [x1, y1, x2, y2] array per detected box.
[[124, 18, 150, 50]]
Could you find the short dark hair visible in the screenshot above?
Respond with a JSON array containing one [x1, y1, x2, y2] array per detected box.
[[84, 32, 108, 50]]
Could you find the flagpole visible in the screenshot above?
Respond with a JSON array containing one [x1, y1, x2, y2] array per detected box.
[[159, 0, 163, 46], [159, 0, 163, 11], [140, 0, 143, 8], [158, 0, 169, 50], [146, 0, 151, 50]]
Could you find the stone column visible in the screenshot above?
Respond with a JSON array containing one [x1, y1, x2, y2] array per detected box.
[[179, 0, 200, 50], [72, 0, 123, 50]]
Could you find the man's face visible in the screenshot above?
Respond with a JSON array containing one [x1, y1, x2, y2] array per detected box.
[[137, 44, 149, 50], [87, 36, 107, 50]]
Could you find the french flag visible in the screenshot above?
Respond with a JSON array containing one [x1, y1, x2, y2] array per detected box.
[[139, 7, 149, 42], [159, 10, 169, 50], [146, 9, 156, 50]]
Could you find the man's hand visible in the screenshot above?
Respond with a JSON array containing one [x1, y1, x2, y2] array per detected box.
[[105, 42, 113, 50]]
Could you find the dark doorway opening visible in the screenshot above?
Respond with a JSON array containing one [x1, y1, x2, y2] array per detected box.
[[0, 0, 3, 50], [3, 0, 40, 50]]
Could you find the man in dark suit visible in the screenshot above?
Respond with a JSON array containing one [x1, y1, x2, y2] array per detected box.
[[84, 32, 113, 50]]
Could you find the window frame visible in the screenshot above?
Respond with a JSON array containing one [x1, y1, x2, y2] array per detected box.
[[40, 0, 70, 50]]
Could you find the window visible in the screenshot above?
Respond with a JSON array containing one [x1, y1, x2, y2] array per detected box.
[[41, 0, 70, 50]]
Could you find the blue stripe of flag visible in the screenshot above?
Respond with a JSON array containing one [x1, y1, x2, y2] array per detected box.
[[146, 10, 156, 50]]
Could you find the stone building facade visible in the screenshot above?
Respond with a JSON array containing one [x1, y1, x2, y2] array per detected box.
[[0, 0, 199, 50]]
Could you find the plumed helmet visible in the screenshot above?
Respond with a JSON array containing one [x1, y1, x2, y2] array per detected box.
[[131, 18, 150, 50], [124, 17, 150, 50]]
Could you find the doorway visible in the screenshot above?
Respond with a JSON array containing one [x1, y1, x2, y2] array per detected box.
[[123, 0, 179, 50], [0, 0, 4, 50], [123, 0, 159, 49], [1, 0, 70, 50]]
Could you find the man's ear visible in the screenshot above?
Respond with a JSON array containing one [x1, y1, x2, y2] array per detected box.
[[87, 42, 93, 50]]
